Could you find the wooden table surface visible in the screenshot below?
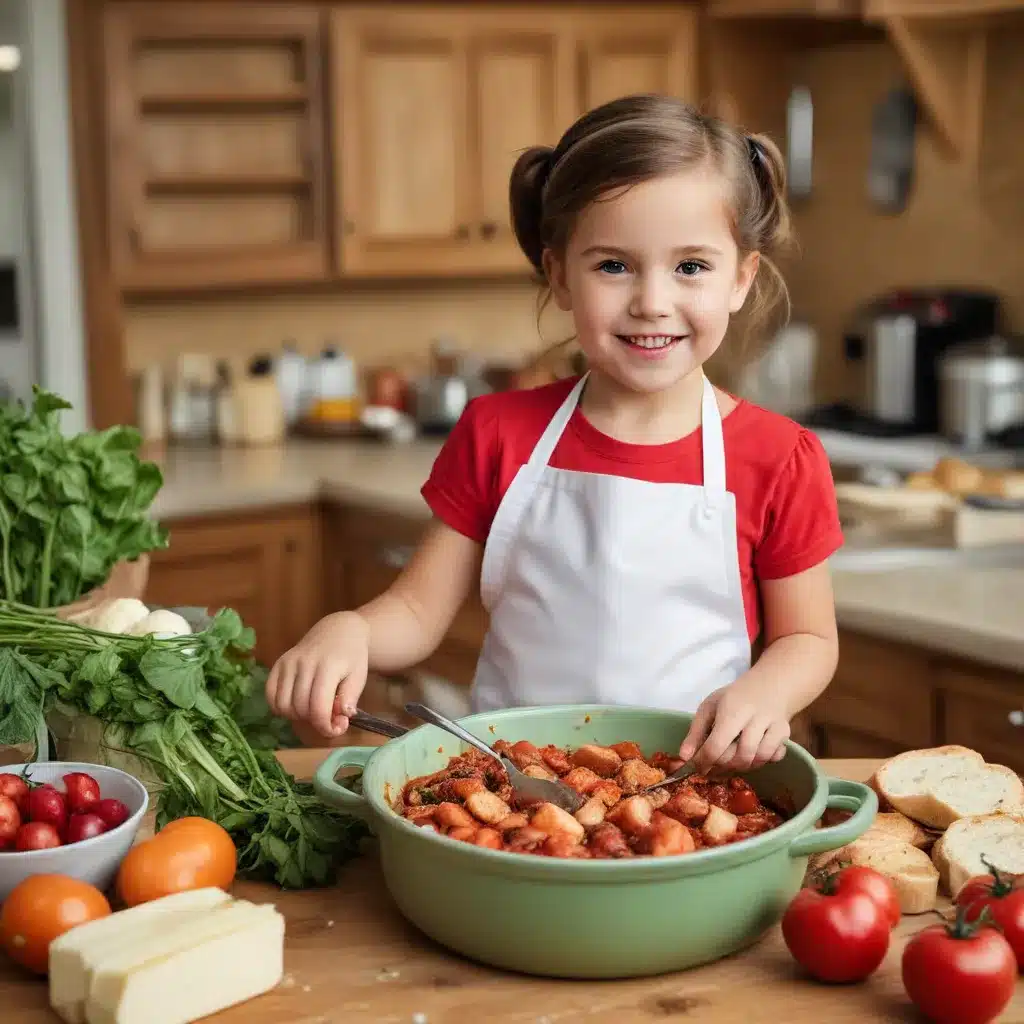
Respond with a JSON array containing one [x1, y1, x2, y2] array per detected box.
[[2, 751, 1022, 1023]]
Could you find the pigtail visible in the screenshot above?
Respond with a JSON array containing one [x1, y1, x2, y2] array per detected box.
[[509, 146, 555, 276]]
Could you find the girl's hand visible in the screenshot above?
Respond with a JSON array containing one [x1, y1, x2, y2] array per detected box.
[[678, 678, 790, 772], [265, 611, 371, 738]]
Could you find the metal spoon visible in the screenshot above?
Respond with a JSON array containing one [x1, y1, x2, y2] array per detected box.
[[347, 709, 409, 740], [403, 701, 585, 815], [642, 758, 699, 795]]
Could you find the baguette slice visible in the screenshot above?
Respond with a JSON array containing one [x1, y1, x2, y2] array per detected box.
[[810, 834, 939, 915], [931, 813, 1024, 898], [867, 811, 935, 850], [875, 746, 1024, 829]]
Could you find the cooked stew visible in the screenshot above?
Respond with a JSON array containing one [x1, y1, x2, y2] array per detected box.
[[396, 739, 788, 858]]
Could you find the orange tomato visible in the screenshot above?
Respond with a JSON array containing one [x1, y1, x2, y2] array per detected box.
[[0, 874, 111, 975], [116, 816, 236, 907]]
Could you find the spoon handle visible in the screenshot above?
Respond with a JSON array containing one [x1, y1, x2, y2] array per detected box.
[[403, 701, 499, 762]]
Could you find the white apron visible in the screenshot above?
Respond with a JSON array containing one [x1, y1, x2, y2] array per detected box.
[[470, 373, 751, 714]]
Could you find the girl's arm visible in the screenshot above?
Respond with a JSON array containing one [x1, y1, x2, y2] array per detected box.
[[680, 560, 838, 769], [357, 517, 483, 672]]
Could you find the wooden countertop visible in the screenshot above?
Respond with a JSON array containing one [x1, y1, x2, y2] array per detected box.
[[4, 750, 1022, 1023]]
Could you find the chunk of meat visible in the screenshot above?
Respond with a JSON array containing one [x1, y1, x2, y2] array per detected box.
[[650, 752, 685, 775], [435, 802, 477, 830], [561, 767, 603, 794], [706, 784, 731, 810], [702, 804, 739, 845], [539, 745, 573, 775], [589, 822, 633, 858], [570, 745, 623, 778], [465, 789, 512, 825], [404, 806, 437, 827], [448, 826, 478, 842], [591, 780, 624, 807], [639, 812, 696, 857], [472, 828, 503, 849], [543, 834, 592, 859], [504, 740, 545, 770], [610, 741, 644, 761], [433, 776, 487, 802], [530, 802, 585, 841], [616, 758, 666, 794], [504, 826, 548, 853], [495, 812, 529, 832], [523, 762, 558, 781], [605, 795, 654, 836], [574, 795, 609, 828], [736, 811, 783, 836], [647, 787, 671, 810], [661, 787, 711, 824]]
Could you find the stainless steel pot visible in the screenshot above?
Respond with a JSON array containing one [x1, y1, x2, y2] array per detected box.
[[938, 337, 1024, 450]]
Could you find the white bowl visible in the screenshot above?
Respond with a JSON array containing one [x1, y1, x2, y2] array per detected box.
[[0, 761, 149, 901]]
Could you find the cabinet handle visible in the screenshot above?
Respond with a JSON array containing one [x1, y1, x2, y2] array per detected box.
[[377, 544, 415, 569], [1010, 710, 1024, 728], [480, 221, 497, 239]]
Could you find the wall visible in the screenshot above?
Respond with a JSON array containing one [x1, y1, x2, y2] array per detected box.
[[787, 32, 1024, 404]]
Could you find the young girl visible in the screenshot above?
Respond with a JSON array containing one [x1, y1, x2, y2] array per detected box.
[[266, 95, 843, 773]]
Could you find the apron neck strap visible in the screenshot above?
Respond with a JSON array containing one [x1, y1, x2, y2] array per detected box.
[[700, 376, 727, 496], [526, 371, 727, 496], [525, 372, 588, 469]]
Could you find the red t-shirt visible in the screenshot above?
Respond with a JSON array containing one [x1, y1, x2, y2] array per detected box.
[[421, 376, 844, 642]]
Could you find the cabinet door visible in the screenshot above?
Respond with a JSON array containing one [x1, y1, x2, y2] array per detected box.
[[145, 507, 321, 666], [574, 8, 699, 112], [103, 3, 330, 292], [332, 7, 473, 276], [468, 16, 576, 271]]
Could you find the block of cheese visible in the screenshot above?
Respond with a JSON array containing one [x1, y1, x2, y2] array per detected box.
[[49, 888, 233, 1024], [84, 899, 285, 1024]]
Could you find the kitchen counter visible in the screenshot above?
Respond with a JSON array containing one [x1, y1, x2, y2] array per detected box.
[[4, 749, 1021, 1023], [147, 440, 1024, 674]]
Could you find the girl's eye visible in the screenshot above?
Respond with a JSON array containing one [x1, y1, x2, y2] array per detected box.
[[677, 260, 706, 276], [597, 259, 627, 275]]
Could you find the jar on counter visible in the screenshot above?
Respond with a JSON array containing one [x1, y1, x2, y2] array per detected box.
[[235, 356, 286, 446]]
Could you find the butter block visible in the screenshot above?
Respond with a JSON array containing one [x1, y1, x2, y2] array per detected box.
[[84, 900, 285, 1024], [49, 888, 233, 1024]]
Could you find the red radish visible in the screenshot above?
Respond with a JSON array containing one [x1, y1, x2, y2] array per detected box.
[[66, 813, 109, 844], [93, 799, 131, 830], [14, 822, 62, 850], [62, 772, 101, 814]]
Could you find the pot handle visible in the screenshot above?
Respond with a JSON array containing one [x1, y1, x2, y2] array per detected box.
[[312, 746, 375, 824], [788, 777, 879, 858]]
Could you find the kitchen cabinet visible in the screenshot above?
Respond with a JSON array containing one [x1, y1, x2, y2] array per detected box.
[[103, 3, 331, 292], [145, 504, 322, 667], [331, 4, 697, 278], [709, 0, 863, 15], [807, 629, 1024, 773]]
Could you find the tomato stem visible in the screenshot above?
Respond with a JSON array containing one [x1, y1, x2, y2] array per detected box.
[[944, 902, 996, 940], [979, 853, 1017, 897]]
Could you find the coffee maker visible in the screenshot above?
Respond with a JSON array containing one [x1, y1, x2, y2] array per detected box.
[[805, 288, 1001, 436]]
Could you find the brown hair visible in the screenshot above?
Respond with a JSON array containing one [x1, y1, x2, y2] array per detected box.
[[509, 94, 794, 359]]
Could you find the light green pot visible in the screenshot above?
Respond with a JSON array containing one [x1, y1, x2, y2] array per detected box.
[[313, 704, 876, 979]]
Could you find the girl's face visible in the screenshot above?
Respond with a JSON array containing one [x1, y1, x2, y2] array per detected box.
[[544, 165, 759, 396]]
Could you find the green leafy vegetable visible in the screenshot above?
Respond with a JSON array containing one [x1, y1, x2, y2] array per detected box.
[[0, 387, 169, 607], [0, 603, 368, 887]]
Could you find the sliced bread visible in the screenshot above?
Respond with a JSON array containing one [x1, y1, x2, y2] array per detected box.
[[931, 813, 1024, 898], [875, 745, 1024, 830], [810, 834, 939, 915]]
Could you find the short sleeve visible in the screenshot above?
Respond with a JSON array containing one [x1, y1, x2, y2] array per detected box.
[[753, 429, 844, 580], [420, 397, 499, 544]]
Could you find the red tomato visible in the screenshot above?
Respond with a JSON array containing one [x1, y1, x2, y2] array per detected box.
[[902, 906, 1017, 1024], [0, 794, 21, 849], [15, 822, 63, 851], [728, 788, 761, 815], [61, 772, 100, 815], [92, 798, 130, 831], [954, 862, 1024, 971], [0, 773, 30, 814], [782, 870, 891, 982], [65, 813, 108, 844], [26, 785, 67, 834]]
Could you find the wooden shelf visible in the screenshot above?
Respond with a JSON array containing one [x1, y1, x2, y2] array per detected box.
[[146, 172, 311, 195], [139, 89, 309, 114], [708, 0, 863, 17], [865, 0, 1024, 21]]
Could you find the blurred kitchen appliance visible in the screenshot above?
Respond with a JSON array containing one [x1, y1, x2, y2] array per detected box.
[[805, 289, 1001, 437], [412, 339, 490, 434], [736, 321, 817, 416], [938, 336, 1024, 451]]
